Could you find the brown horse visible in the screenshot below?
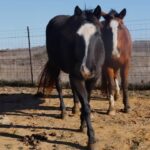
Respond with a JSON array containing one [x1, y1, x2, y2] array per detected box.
[[101, 8, 132, 115]]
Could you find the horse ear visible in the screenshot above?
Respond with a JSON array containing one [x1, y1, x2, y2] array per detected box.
[[93, 5, 101, 19], [119, 8, 126, 19], [74, 6, 82, 16]]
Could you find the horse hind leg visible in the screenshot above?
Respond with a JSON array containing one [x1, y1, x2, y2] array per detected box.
[[72, 90, 80, 114], [69, 75, 80, 114], [120, 65, 131, 113], [55, 74, 66, 119]]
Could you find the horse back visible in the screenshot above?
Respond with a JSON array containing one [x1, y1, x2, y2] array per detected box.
[[46, 15, 76, 73]]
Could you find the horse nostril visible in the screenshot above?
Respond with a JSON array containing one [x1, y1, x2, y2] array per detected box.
[[91, 69, 96, 76]]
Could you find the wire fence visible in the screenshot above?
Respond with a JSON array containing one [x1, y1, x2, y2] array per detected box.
[[0, 21, 150, 88], [0, 27, 46, 85]]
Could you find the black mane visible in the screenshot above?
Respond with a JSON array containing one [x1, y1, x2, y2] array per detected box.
[[81, 9, 99, 22]]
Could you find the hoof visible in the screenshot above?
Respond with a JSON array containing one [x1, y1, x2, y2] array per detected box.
[[124, 107, 131, 113], [107, 109, 116, 116], [114, 93, 120, 101], [79, 125, 86, 133], [61, 110, 67, 119], [87, 142, 95, 150], [90, 113, 95, 121], [72, 106, 80, 114]]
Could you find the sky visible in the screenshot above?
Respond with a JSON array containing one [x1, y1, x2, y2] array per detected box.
[[0, 0, 150, 49]]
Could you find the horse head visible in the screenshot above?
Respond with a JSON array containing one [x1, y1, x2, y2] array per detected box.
[[101, 8, 127, 59], [73, 5, 105, 79]]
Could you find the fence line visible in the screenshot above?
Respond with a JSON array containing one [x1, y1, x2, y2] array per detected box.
[[0, 23, 149, 87]]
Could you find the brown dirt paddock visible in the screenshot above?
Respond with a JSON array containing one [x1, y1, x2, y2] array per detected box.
[[0, 87, 150, 150]]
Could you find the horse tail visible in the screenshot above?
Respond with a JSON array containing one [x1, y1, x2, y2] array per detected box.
[[101, 65, 108, 95], [37, 61, 58, 96]]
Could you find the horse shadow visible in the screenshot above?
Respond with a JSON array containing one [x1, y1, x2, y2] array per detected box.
[[0, 90, 109, 149], [0, 92, 87, 149], [0, 89, 109, 117], [0, 93, 64, 119], [0, 93, 43, 113]]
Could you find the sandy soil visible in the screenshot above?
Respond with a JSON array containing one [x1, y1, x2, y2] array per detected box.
[[0, 87, 150, 150]]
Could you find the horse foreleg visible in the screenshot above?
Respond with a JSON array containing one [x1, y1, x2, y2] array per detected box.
[[86, 79, 97, 120], [70, 77, 96, 150], [114, 78, 120, 101], [107, 68, 116, 115], [114, 70, 120, 101]]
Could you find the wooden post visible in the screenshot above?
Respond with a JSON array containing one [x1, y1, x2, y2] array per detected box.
[[27, 26, 34, 85]]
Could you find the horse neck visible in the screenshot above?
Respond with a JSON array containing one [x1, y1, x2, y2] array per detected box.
[[118, 25, 132, 51]]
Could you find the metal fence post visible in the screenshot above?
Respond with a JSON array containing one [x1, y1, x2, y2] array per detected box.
[[27, 26, 34, 85]]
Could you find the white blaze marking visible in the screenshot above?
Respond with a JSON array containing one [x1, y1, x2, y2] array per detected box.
[[110, 20, 120, 58], [77, 23, 96, 76]]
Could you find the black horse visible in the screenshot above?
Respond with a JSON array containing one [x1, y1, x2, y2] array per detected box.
[[38, 5, 105, 149]]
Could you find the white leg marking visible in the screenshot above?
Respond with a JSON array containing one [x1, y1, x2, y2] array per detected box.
[[110, 94, 115, 108], [108, 94, 116, 115], [115, 78, 120, 95], [110, 20, 120, 58]]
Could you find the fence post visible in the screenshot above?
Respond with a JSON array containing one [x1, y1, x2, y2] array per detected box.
[[27, 26, 34, 85]]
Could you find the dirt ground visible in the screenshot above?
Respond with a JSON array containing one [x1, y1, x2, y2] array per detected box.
[[0, 87, 150, 150]]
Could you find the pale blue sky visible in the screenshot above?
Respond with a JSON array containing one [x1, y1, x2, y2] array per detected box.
[[0, 0, 149, 29], [0, 0, 150, 49]]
